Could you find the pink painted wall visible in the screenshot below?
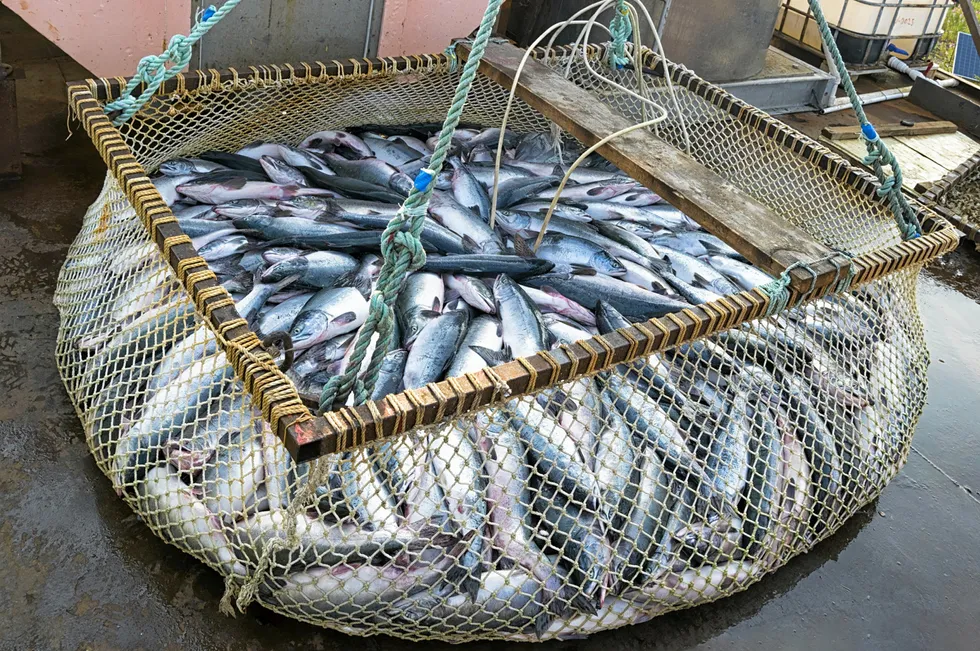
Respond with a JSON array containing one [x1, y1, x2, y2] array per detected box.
[[378, 0, 487, 57], [2, 0, 191, 78]]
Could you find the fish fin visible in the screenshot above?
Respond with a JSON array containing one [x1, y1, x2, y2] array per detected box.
[[641, 257, 672, 274], [570, 264, 597, 276], [461, 235, 481, 253], [571, 594, 600, 616], [223, 176, 249, 189], [469, 345, 510, 366], [330, 311, 359, 327], [551, 164, 565, 177], [534, 612, 554, 640], [511, 234, 535, 258], [539, 285, 562, 298], [692, 272, 714, 288]]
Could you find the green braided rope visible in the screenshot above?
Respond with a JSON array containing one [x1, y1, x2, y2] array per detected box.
[[103, 1, 242, 126], [608, 0, 632, 69], [807, 0, 921, 240], [759, 252, 856, 317], [319, 0, 506, 413]]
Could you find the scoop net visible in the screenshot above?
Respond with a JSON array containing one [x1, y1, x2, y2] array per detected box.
[[56, 45, 956, 641]]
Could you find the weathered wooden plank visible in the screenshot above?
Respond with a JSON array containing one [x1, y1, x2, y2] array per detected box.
[[826, 131, 980, 190], [822, 120, 958, 141], [894, 131, 980, 170], [458, 40, 844, 293], [909, 77, 980, 139]]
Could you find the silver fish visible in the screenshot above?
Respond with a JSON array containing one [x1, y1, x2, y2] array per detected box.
[[662, 249, 741, 296], [178, 177, 330, 204], [535, 233, 626, 277], [403, 310, 470, 389], [289, 287, 368, 350], [429, 192, 505, 254], [494, 275, 554, 360], [260, 155, 309, 186], [526, 272, 689, 320], [201, 428, 266, 523], [111, 352, 236, 490], [278, 145, 335, 175], [706, 255, 773, 290], [135, 466, 246, 576], [444, 274, 495, 314], [322, 152, 413, 195], [300, 130, 374, 158], [396, 272, 444, 348], [255, 292, 315, 340], [536, 180, 637, 202], [448, 315, 503, 378], [449, 156, 491, 221], [261, 250, 359, 288]]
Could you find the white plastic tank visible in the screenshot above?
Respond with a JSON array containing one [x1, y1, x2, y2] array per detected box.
[[777, 0, 953, 63]]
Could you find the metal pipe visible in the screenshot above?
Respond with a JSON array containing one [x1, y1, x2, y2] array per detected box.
[[658, 0, 673, 33], [363, 0, 378, 58], [887, 55, 934, 84], [820, 40, 843, 109], [820, 76, 958, 113]]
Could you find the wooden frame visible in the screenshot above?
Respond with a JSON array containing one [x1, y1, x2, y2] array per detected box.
[[66, 45, 959, 463]]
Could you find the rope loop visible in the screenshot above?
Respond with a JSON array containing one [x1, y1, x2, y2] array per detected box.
[[319, 0, 505, 413], [806, 0, 921, 240], [608, 0, 633, 69], [103, 1, 242, 125]]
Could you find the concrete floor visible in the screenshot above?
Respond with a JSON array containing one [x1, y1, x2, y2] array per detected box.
[[1, 7, 978, 650]]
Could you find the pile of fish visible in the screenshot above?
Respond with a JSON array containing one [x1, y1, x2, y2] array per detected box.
[[64, 124, 917, 640]]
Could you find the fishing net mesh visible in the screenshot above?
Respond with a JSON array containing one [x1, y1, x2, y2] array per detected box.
[[56, 47, 935, 641], [933, 159, 980, 239]]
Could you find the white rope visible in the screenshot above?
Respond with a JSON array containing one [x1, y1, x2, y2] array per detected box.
[[488, 0, 692, 239]]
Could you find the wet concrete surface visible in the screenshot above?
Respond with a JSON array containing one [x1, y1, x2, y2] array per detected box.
[[1, 7, 979, 650]]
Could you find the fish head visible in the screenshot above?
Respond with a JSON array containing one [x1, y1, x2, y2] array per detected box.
[[591, 252, 627, 277], [159, 159, 196, 176], [261, 246, 303, 264], [214, 199, 276, 219], [261, 255, 309, 284], [278, 196, 330, 219], [595, 300, 630, 334], [290, 312, 330, 350], [402, 309, 439, 348]]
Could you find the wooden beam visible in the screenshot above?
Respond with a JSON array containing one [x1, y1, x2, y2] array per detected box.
[[908, 78, 980, 139], [822, 120, 958, 141], [959, 0, 980, 63], [458, 41, 844, 293]]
